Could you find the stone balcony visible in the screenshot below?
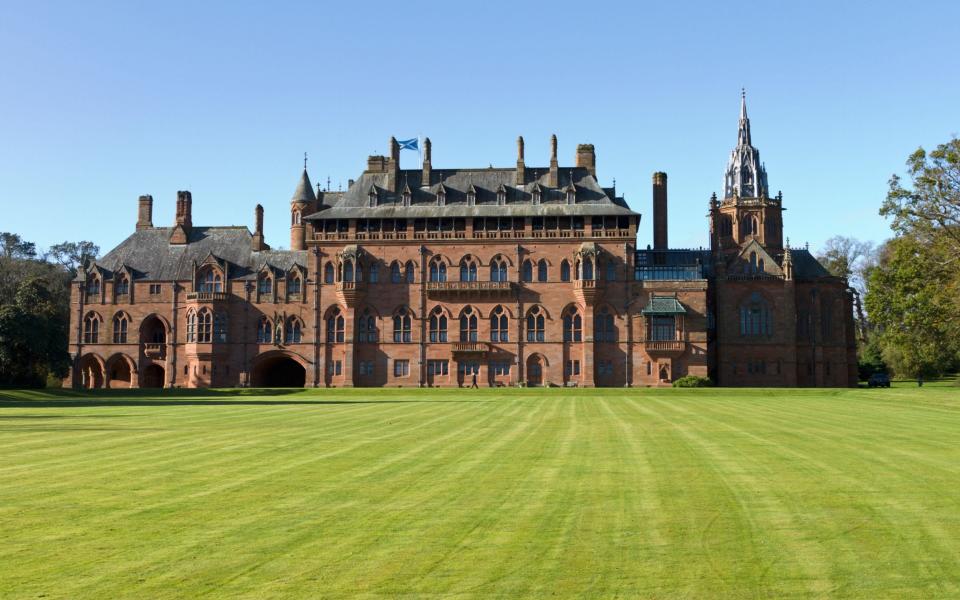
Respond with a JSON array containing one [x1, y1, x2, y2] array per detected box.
[[142, 343, 166, 360], [452, 341, 490, 355], [426, 281, 514, 298], [335, 281, 366, 305], [573, 278, 603, 304], [185, 291, 228, 304], [643, 340, 686, 357]]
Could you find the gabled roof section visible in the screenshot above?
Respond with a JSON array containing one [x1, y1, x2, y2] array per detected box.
[[729, 239, 783, 276]]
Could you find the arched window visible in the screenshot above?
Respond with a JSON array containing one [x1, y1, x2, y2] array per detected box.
[[186, 311, 196, 343], [749, 251, 758, 274], [324, 262, 335, 284], [563, 308, 582, 342], [285, 317, 302, 344], [112, 313, 128, 343], [526, 306, 545, 342], [357, 309, 377, 343], [490, 306, 508, 342], [390, 262, 402, 283], [459, 307, 478, 342], [86, 276, 101, 298], [429, 307, 448, 342], [429, 258, 447, 282], [343, 260, 354, 283], [213, 312, 227, 342], [521, 260, 533, 283], [257, 317, 272, 343], [720, 216, 733, 237], [201, 270, 222, 293], [537, 259, 548, 282], [115, 275, 129, 296], [288, 274, 302, 295], [83, 313, 100, 343], [752, 217, 759, 235], [758, 259, 765, 273], [560, 260, 571, 282], [490, 258, 507, 282], [355, 262, 364, 283], [739, 292, 771, 337], [393, 308, 412, 343], [582, 257, 594, 280], [196, 309, 212, 343], [595, 307, 615, 342], [405, 261, 415, 283], [460, 257, 478, 282], [258, 274, 272, 295], [369, 262, 379, 283], [326, 307, 345, 343], [605, 260, 616, 282]]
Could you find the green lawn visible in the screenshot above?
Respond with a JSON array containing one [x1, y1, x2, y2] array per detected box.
[[1, 385, 959, 599]]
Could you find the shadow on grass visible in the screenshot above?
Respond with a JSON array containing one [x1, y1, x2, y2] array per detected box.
[[0, 387, 494, 408]]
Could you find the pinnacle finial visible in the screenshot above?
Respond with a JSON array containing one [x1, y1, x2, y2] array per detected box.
[[304, 152, 308, 170]]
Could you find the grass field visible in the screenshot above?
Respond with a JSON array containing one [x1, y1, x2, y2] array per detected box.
[[1, 385, 959, 599]]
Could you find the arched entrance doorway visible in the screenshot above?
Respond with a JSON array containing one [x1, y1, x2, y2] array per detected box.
[[140, 315, 168, 344], [251, 354, 306, 387], [77, 354, 104, 389], [141, 364, 165, 388], [106, 355, 134, 388], [526, 354, 545, 386]]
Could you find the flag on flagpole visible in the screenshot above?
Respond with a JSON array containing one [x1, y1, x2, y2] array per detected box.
[[397, 138, 419, 151]]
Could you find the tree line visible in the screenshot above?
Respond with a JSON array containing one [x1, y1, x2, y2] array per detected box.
[[0, 236, 98, 387], [818, 136, 960, 379]]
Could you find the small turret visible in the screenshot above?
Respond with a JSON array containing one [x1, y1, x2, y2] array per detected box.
[[290, 168, 315, 251]]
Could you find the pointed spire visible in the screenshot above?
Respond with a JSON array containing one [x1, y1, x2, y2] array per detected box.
[[738, 88, 751, 147], [292, 168, 317, 205]]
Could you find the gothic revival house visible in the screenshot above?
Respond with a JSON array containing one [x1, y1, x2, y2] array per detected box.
[[67, 95, 856, 389]]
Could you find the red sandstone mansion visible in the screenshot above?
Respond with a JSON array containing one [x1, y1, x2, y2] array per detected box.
[[67, 96, 857, 389]]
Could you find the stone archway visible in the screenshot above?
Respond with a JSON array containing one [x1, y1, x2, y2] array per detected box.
[[251, 353, 307, 388], [77, 354, 105, 389], [141, 364, 165, 388], [106, 355, 135, 388]]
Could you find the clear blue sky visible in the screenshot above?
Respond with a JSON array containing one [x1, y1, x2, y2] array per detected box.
[[2, 1, 957, 255]]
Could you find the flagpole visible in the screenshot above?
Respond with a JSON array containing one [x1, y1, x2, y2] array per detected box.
[[418, 134, 422, 168]]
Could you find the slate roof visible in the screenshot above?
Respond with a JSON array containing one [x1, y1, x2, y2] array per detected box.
[[82, 226, 308, 282], [306, 167, 638, 220]]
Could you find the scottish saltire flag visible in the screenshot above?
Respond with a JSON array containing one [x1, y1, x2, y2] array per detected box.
[[397, 138, 419, 151]]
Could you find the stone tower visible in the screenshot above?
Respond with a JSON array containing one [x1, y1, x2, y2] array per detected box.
[[290, 169, 315, 251]]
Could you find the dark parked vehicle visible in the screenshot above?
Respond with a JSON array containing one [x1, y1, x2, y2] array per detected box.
[[868, 373, 891, 388]]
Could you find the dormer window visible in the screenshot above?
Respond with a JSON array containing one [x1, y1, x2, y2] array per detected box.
[[258, 273, 273, 294], [565, 185, 576, 205], [368, 186, 378, 207], [532, 186, 541, 205], [115, 275, 129, 296], [200, 270, 222, 293], [402, 186, 412, 207], [86, 276, 101, 298], [437, 187, 446, 206], [466, 186, 476, 206], [496, 185, 506, 206]]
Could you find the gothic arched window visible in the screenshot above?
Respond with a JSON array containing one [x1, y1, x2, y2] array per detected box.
[[213, 312, 228, 342], [582, 257, 594, 281], [605, 260, 616, 282], [196, 309, 213, 343], [83, 312, 100, 343], [595, 307, 615, 342], [357, 309, 377, 343], [326, 307, 345, 343], [201, 270, 222, 293], [393, 308, 412, 343], [112, 313, 128, 343], [343, 260, 354, 283], [115, 275, 129, 296], [258, 273, 272, 295], [288, 273, 302, 295], [390, 261, 402, 283], [560, 260, 571, 282], [429, 307, 447, 342], [526, 306, 545, 342], [740, 292, 772, 337], [490, 306, 508, 342], [86, 276, 101, 298], [459, 307, 478, 342], [285, 317, 302, 344], [257, 317, 272, 343], [324, 262, 335, 284], [429, 258, 447, 282], [405, 261, 415, 283], [460, 256, 478, 282], [562, 308, 582, 342], [537, 259, 548, 282], [490, 258, 508, 282], [521, 260, 533, 282]]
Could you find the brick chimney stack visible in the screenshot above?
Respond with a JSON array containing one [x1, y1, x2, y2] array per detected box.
[[169, 190, 193, 245], [652, 172, 668, 250], [516, 136, 525, 185], [422, 137, 432, 185], [136, 195, 153, 230], [548, 134, 559, 187], [576, 144, 596, 177], [387, 136, 400, 191], [252, 204, 269, 251]]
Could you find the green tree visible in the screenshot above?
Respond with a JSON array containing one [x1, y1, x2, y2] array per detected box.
[[864, 235, 960, 378], [0, 277, 70, 387], [48, 241, 99, 272]]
